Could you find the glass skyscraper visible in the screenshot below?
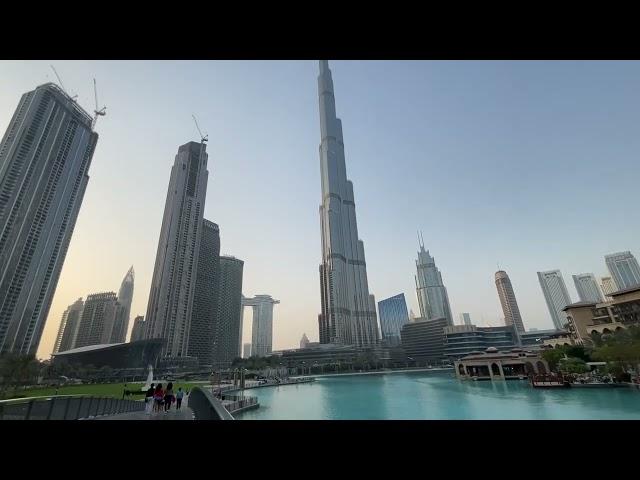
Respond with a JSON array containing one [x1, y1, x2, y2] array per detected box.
[[0, 83, 99, 355], [537, 270, 572, 330], [572, 273, 604, 303], [378, 293, 409, 346], [605, 251, 640, 291], [415, 236, 453, 326]]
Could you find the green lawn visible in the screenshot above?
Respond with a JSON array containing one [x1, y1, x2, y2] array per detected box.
[[7, 382, 201, 400]]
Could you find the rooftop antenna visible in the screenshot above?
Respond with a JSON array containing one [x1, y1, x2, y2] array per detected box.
[[92, 78, 107, 129], [192, 114, 208, 144], [50, 65, 77, 101]]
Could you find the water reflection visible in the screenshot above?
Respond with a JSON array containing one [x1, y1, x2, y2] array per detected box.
[[234, 371, 640, 420]]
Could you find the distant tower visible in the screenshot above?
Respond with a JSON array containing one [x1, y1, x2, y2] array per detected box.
[[111, 266, 135, 344], [459, 313, 472, 326], [605, 251, 640, 290], [53, 298, 84, 354], [243, 295, 280, 358], [0, 83, 99, 355], [572, 273, 604, 303], [130, 315, 145, 343], [495, 270, 525, 333], [212, 255, 244, 366], [537, 270, 572, 330], [415, 235, 453, 326], [144, 141, 209, 359], [243, 342, 252, 358], [300, 333, 310, 349], [317, 60, 379, 348], [378, 293, 409, 346], [75, 292, 118, 348], [601, 276, 617, 299]]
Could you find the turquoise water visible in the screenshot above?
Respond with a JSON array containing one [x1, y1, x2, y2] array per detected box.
[[235, 370, 640, 420]]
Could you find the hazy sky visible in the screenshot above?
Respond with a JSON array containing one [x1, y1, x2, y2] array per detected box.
[[1, 60, 639, 360]]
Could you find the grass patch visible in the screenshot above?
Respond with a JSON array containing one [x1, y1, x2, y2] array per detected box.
[[7, 382, 201, 400]]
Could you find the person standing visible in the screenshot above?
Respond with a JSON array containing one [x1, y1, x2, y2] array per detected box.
[[145, 383, 155, 414], [153, 383, 164, 413], [164, 382, 174, 412], [175, 387, 184, 410]]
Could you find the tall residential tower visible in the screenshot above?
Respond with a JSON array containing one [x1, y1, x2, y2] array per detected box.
[[317, 60, 378, 347], [605, 251, 640, 290], [572, 273, 604, 303], [144, 141, 209, 359], [0, 83, 99, 355], [537, 270, 572, 330], [111, 266, 135, 344], [415, 236, 453, 326], [495, 270, 525, 333], [52, 298, 84, 354], [243, 294, 280, 358]]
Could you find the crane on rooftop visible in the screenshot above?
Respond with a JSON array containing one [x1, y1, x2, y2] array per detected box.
[[192, 114, 208, 144], [92, 78, 107, 129], [49, 65, 77, 101]]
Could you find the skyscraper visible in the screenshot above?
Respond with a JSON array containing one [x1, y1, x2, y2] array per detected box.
[[300, 333, 310, 349], [460, 313, 472, 326], [415, 237, 453, 326], [495, 270, 525, 333], [572, 273, 604, 303], [0, 83, 99, 355], [74, 292, 118, 348], [144, 141, 209, 359], [243, 342, 252, 359], [130, 315, 145, 343], [378, 294, 409, 346], [601, 276, 617, 299], [605, 251, 640, 290], [317, 60, 379, 348], [188, 219, 220, 367], [537, 270, 572, 330], [53, 298, 84, 354], [212, 255, 244, 366], [111, 266, 135, 344], [243, 294, 280, 358]]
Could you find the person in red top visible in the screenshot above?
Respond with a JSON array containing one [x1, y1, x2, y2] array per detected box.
[[153, 383, 164, 413]]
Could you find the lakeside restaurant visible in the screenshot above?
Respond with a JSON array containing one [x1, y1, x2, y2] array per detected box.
[[454, 347, 549, 381]]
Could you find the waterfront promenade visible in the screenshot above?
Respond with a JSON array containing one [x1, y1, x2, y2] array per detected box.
[[98, 396, 194, 420]]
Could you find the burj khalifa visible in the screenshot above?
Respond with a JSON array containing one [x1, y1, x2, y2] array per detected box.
[[317, 60, 379, 348]]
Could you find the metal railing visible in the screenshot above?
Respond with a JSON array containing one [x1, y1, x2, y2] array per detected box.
[[222, 396, 258, 413], [188, 387, 234, 420], [0, 395, 145, 420]]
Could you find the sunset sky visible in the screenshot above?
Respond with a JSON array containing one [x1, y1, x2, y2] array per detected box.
[[1, 60, 639, 359]]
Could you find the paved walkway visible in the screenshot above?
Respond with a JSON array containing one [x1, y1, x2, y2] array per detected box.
[[97, 398, 194, 420]]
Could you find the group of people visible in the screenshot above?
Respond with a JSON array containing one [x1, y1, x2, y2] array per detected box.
[[144, 382, 187, 414]]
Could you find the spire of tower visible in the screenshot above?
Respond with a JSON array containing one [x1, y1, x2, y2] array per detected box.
[[319, 60, 330, 75]]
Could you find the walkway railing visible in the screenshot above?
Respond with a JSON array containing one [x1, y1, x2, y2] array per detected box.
[[221, 395, 258, 414], [0, 395, 144, 420], [189, 386, 234, 420]]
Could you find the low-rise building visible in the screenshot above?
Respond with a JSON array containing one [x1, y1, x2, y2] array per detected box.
[[443, 324, 519, 361], [400, 317, 448, 365], [563, 285, 640, 344], [454, 347, 549, 381]]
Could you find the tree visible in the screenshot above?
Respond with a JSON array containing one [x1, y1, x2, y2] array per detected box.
[[559, 357, 589, 374], [541, 348, 566, 371]]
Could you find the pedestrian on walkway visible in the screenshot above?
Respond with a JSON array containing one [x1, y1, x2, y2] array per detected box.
[[164, 382, 174, 412], [145, 383, 155, 414], [153, 383, 164, 413], [175, 387, 184, 410]]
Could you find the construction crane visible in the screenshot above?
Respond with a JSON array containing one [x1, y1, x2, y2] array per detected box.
[[92, 78, 107, 129], [49, 65, 77, 101], [192, 114, 208, 143]]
